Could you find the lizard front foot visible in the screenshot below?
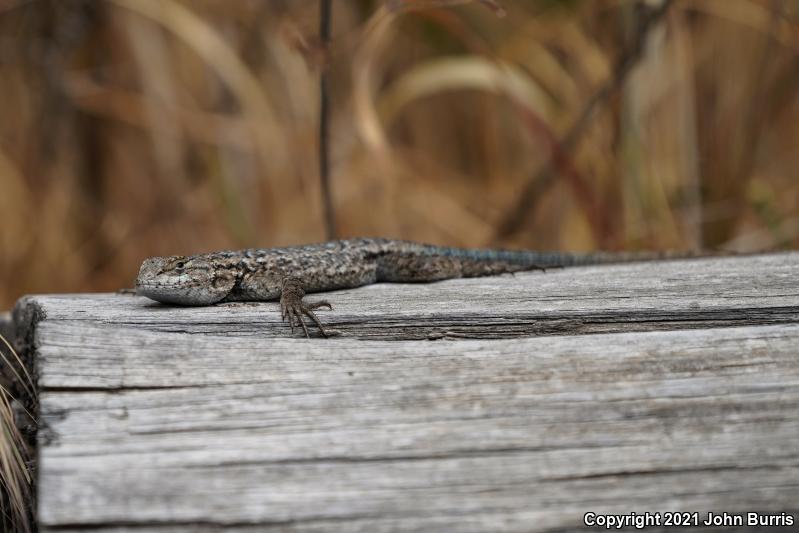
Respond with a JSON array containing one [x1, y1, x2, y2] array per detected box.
[[280, 277, 332, 338]]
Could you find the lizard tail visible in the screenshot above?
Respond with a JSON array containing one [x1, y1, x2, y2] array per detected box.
[[373, 240, 724, 282], [424, 246, 713, 271]]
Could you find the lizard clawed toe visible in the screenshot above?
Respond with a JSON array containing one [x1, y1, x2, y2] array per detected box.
[[280, 277, 332, 338]]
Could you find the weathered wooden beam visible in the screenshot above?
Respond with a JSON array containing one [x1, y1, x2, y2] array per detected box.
[[13, 253, 799, 531]]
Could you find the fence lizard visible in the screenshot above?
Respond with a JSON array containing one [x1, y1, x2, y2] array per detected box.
[[135, 238, 695, 338]]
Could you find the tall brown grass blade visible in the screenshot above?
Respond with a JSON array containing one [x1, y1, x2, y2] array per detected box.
[[318, 0, 337, 239], [388, 0, 505, 17]]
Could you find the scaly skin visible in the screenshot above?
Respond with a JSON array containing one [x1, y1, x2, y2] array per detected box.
[[135, 238, 693, 337]]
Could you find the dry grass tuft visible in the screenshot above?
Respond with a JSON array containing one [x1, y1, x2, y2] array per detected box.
[[0, 334, 35, 533]]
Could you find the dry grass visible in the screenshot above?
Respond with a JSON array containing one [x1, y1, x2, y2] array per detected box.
[[0, 0, 797, 311], [0, 334, 34, 533]]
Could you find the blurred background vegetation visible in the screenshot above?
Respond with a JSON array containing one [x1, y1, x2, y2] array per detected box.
[[0, 0, 797, 309]]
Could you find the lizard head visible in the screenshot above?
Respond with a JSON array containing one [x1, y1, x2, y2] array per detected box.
[[136, 255, 236, 305]]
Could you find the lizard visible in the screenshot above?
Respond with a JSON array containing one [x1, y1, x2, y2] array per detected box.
[[135, 237, 700, 338]]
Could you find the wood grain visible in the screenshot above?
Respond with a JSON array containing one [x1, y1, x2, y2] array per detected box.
[[13, 253, 799, 531]]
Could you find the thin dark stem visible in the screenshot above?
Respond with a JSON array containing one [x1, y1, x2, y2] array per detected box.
[[319, 0, 336, 239], [494, 0, 675, 243]]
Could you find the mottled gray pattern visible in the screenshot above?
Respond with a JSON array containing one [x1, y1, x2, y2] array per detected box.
[[135, 238, 688, 337]]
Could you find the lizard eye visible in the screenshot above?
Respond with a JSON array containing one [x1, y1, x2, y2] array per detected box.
[[175, 260, 186, 269]]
